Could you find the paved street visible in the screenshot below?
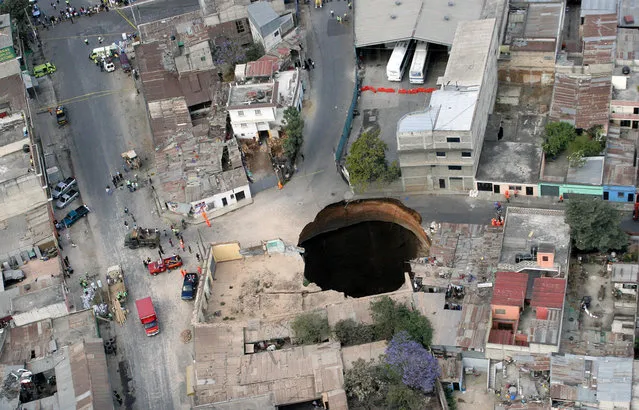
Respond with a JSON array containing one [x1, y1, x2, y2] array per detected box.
[[33, 1, 200, 409], [295, 2, 356, 204]]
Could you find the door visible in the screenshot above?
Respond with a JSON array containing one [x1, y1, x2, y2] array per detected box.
[[525, 186, 534, 196], [540, 185, 559, 196], [628, 193, 635, 202], [222, 197, 228, 206], [603, 191, 609, 200], [439, 179, 446, 189], [493, 185, 500, 194]]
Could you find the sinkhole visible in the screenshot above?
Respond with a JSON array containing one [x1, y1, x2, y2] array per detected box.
[[298, 198, 429, 298]]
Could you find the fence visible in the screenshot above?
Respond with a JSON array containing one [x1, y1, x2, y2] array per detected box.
[[334, 48, 360, 163]]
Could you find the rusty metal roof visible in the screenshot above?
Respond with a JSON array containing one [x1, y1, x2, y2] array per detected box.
[[549, 68, 612, 130], [492, 271, 528, 306], [603, 137, 637, 187], [488, 329, 514, 345], [583, 14, 618, 65], [137, 43, 182, 103], [69, 339, 114, 410], [178, 71, 216, 107], [531, 277, 566, 308], [245, 56, 280, 78]]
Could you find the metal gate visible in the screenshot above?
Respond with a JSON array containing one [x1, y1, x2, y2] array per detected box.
[[540, 185, 559, 196]]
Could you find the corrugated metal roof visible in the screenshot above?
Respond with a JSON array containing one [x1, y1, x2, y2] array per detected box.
[[397, 109, 437, 134], [488, 329, 514, 345], [245, 56, 279, 78], [611, 263, 639, 282], [492, 271, 528, 306], [603, 137, 636, 187], [354, 0, 484, 47], [247, 1, 279, 37], [581, 0, 617, 15], [69, 339, 114, 410], [583, 14, 617, 65], [137, 43, 182, 103], [531, 277, 566, 309], [522, 3, 563, 39], [616, 28, 639, 61]]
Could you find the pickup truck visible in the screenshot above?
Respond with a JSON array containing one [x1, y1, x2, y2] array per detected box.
[[52, 176, 76, 199], [135, 297, 159, 336], [148, 255, 183, 275], [62, 205, 90, 228], [181, 273, 199, 300]]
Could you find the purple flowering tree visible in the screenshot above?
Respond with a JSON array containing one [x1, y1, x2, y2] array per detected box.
[[213, 38, 247, 69], [384, 331, 440, 393]]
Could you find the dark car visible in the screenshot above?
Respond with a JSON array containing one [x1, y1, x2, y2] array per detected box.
[[181, 273, 198, 300], [119, 52, 131, 72], [62, 205, 90, 227]]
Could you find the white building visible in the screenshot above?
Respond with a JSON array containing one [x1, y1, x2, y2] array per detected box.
[[227, 68, 303, 139], [396, 18, 498, 192]]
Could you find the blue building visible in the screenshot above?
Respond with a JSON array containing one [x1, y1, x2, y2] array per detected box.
[[602, 136, 636, 203]]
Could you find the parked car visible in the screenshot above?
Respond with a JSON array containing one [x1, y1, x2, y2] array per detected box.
[[33, 62, 56, 78], [55, 189, 79, 209], [181, 273, 198, 300], [62, 205, 90, 228], [51, 177, 76, 199]]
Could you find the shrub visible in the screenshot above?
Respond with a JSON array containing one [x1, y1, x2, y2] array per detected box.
[[334, 319, 376, 346], [291, 311, 329, 345], [370, 297, 433, 347]]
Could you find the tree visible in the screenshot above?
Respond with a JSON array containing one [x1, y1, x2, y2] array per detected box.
[[565, 197, 628, 252], [291, 311, 329, 345], [386, 383, 427, 410], [343, 358, 389, 407], [568, 134, 605, 157], [384, 331, 440, 393], [370, 296, 433, 347], [334, 319, 376, 346], [542, 122, 576, 158], [282, 107, 304, 160], [0, 0, 30, 43], [246, 42, 266, 62], [212, 38, 247, 71], [345, 128, 400, 191]]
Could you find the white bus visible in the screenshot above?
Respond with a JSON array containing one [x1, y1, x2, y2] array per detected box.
[[409, 42, 429, 84], [386, 40, 413, 82]]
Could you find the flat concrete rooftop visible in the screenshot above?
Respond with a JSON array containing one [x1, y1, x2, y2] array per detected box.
[[475, 141, 542, 184], [227, 82, 276, 108], [499, 207, 571, 274]]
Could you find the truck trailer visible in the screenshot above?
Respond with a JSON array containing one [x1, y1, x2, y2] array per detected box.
[[135, 297, 159, 336], [107, 265, 127, 325]]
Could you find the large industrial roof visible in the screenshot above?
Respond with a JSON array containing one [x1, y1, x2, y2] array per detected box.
[[354, 0, 484, 47]]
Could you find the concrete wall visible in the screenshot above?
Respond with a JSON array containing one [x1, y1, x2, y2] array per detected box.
[[498, 51, 555, 86], [229, 106, 276, 138], [476, 182, 539, 196], [485, 341, 559, 360], [191, 183, 252, 212], [491, 305, 520, 321], [12, 301, 68, 327], [603, 185, 636, 202]]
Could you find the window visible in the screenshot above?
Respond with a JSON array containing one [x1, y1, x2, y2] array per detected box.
[[274, 30, 280, 37], [238, 110, 245, 117], [461, 152, 471, 157], [621, 120, 631, 127], [235, 190, 246, 201], [222, 197, 228, 206], [526, 186, 534, 196], [236, 20, 245, 33], [255, 109, 262, 116], [618, 192, 625, 198], [201, 56, 206, 61], [240, 123, 248, 128], [446, 137, 460, 143], [436, 152, 446, 157], [542, 256, 549, 262], [508, 185, 522, 191], [448, 165, 462, 170], [495, 309, 506, 315], [439, 179, 446, 188], [634, 107, 639, 114]]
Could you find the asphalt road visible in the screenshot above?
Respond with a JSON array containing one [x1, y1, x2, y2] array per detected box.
[[294, 2, 356, 202], [34, 1, 200, 409]]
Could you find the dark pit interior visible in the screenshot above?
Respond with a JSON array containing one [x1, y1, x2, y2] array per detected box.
[[300, 221, 420, 298]]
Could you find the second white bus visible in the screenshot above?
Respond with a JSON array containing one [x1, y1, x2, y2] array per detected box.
[[409, 42, 429, 84], [386, 41, 413, 82]]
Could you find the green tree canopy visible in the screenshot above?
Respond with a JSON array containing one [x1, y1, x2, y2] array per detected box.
[[565, 197, 628, 252], [370, 297, 433, 347], [345, 128, 400, 191], [282, 107, 304, 160], [291, 311, 328, 345], [334, 319, 376, 346], [0, 0, 30, 43], [542, 121, 577, 158]]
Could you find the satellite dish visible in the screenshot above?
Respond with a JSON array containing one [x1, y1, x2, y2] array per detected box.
[[622, 66, 631, 75]]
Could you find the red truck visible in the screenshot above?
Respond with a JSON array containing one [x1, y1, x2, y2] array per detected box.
[[135, 297, 159, 336]]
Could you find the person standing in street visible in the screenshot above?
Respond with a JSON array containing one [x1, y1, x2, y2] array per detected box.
[[143, 259, 148, 268], [84, 38, 89, 45], [196, 253, 201, 262], [168, 238, 173, 247], [330, 9, 334, 17]]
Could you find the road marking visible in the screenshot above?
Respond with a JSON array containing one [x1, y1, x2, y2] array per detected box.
[[115, 7, 138, 30], [39, 88, 136, 112], [302, 169, 325, 177]]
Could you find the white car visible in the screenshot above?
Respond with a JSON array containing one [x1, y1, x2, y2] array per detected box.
[[55, 189, 79, 209], [52, 177, 77, 199], [104, 61, 115, 72]]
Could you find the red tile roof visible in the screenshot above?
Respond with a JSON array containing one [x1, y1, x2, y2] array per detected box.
[[492, 271, 528, 306], [531, 277, 566, 309]]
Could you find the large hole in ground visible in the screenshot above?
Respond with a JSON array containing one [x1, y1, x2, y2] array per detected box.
[[299, 199, 428, 298]]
